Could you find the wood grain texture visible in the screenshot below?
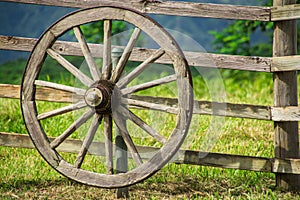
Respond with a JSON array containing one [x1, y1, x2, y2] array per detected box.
[[271, 106, 300, 121], [0, 35, 272, 72], [73, 26, 101, 81], [121, 74, 176, 95], [128, 108, 167, 144], [102, 20, 112, 80], [113, 109, 143, 166], [111, 28, 141, 83], [50, 109, 95, 149], [273, 158, 300, 174], [103, 115, 113, 174], [271, 55, 300, 71], [0, 84, 273, 120], [35, 80, 86, 96], [273, 0, 300, 191], [1, 132, 300, 174], [129, 95, 272, 120], [6, 84, 300, 122], [47, 48, 94, 86], [74, 114, 102, 168], [17, 6, 194, 188], [0, 83, 82, 103], [0, 0, 271, 21], [272, 4, 300, 21], [37, 101, 86, 120], [117, 48, 165, 88]]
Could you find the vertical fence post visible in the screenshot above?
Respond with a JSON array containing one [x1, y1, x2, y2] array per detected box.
[[112, 48, 129, 198], [273, 0, 300, 191]]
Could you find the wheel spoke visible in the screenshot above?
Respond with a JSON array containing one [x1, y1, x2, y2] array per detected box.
[[102, 20, 112, 80], [111, 28, 141, 83], [37, 101, 87, 120], [50, 108, 95, 149], [122, 97, 178, 114], [117, 49, 165, 88], [74, 113, 103, 168], [128, 109, 167, 144], [21, 5, 193, 189], [73, 26, 101, 81], [104, 114, 113, 174], [47, 48, 94, 86], [121, 74, 176, 95], [35, 80, 86, 95], [113, 110, 143, 166]]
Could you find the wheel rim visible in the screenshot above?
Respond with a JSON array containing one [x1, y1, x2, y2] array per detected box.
[[21, 6, 193, 188]]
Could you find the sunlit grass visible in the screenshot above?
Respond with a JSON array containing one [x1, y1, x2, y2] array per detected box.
[[0, 71, 299, 199]]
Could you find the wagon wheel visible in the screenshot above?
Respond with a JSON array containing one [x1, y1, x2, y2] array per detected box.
[[21, 6, 193, 188]]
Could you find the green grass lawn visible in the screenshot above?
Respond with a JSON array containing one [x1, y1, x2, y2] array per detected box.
[[1, 60, 300, 199]]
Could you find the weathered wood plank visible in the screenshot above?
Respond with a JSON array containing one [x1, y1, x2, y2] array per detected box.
[[0, 0, 271, 21], [103, 115, 113, 174], [0, 35, 36, 51], [50, 109, 95, 149], [111, 28, 141, 83], [0, 83, 82, 102], [193, 100, 271, 120], [73, 26, 101, 81], [273, 158, 300, 174], [1, 132, 300, 174], [37, 101, 86, 120], [5, 83, 300, 122], [102, 20, 112, 80], [0, 84, 272, 120], [0, 84, 19, 99], [128, 108, 167, 144], [272, 4, 300, 21], [35, 80, 86, 96], [177, 150, 300, 175], [271, 106, 300, 121], [142, 1, 271, 21], [273, 0, 300, 191], [271, 55, 300, 71], [113, 109, 143, 166], [74, 114, 102, 168], [117, 48, 165, 88], [176, 150, 272, 172], [121, 74, 177, 95], [202, 53, 271, 72], [0, 132, 35, 149], [0, 131, 92, 155], [0, 35, 272, 72], [47, 48, 94, 86], [130, 95, 271, 120]]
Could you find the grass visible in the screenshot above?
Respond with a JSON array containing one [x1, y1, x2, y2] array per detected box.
[[1, 59, 300, 199]]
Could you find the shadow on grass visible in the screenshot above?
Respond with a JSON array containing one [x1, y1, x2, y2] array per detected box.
[[0, 173, 298, 199], [0, 178, 117, 199], [0, 178, 74, 191]]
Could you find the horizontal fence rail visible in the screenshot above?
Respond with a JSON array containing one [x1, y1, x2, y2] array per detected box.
[[0, 132, 299, 174], [271, 4, 300, 21], [0, 0, 271, 21], [2, 0, 300, 21], [2, 84, 300, 121], [2, 35, 300, 72], [0, 35, 272, 72]]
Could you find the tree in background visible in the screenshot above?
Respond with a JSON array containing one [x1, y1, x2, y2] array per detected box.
[[210, 20, 273, 56], [210, 0, 300, 57], [80, 21, 127, 43]]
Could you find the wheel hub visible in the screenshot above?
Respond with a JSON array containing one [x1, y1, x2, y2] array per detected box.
[[84, 80, 115, 114]]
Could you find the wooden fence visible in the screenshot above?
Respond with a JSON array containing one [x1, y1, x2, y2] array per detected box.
[[0, 0, 299, 191]]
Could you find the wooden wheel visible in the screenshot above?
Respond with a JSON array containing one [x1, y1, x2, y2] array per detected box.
[[21, 6, 193, 188]]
